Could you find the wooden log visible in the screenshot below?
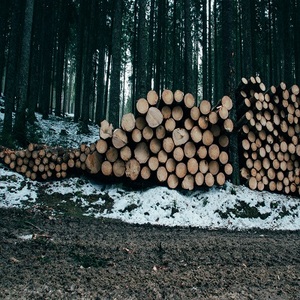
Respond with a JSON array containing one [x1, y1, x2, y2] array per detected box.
[[187, 158, 198, 175], [205, 173, 214, 187], [166, 158, 176, 173], [198, 116, 209, 129], [155, 125, 166, 139], [162, 89, 174, 105], [120, 146, 132, 162], [136, 98, 149, 115], [135, 116, 147, 130], [182, 174, 194, 190], [163, 137, 175, 153], [149, 138, 161, 154], [208, 144, 220, 160], [216, 172, 226, 185], [175, 162, 187, 179], [113, 159, 125, 177], [125, 159, 141, 181], [172, 128, 189, 146], [172, 106, 184, 121], [134, 142, 150, 164], [161, 106, 172, 119], [100, 120, 113, 139], [197, 145, 207, 159], [202, 130, 214, 146], [157, 150, 168, 164], [101, 160, 113, 176], [132, 128, 142, 143], [148, 156, 159, 171], [190, 126, 202, 143], [199, 160, 209, 174], [184, 141, 196, 158], [199, 100, 211, 115], [184, 118, 194, 131], [85, 152, 103, 174], [142, 126, 154, 141], [190, 106, 200, 121], [167, 174, 179, 189], [112, 129, 128, 149], [106, 147, 118, 163], [184, 93, 195, 108], [173, 146, 184, 162], [157, 166, 168, 182], [121, 113, 136, 132], [174, 90, 184, 103], [165, 118, 176, 132], [195, 172, 205, 186], [146, 107, 163, 128], [141, 166, 151, 180], [147, 90, 159, 106]]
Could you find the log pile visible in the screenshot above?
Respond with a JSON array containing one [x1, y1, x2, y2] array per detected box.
[[0, 142, 102, 180], [92, 90, 234, 190], [236, 76, 300, 195]]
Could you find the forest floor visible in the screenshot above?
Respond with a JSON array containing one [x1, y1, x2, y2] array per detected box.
[[0, 207, 299, 300]]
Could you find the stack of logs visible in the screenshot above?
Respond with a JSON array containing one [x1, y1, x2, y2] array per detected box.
[[0, 142, 100, 181], [237, 76, 300, 195], [92, 90, 234, 190]]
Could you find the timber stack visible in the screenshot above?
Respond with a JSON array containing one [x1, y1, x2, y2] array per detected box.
[[236, 76, 300, 195], [0, 90, 234, 191], [0, 142, 101, 180], [94, 90, 234, 190]]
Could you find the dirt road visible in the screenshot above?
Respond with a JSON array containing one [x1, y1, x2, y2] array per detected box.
[[0, 208, 299, 299]]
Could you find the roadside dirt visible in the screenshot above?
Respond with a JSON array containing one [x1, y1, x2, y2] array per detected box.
[[0, 207, 299, 300]]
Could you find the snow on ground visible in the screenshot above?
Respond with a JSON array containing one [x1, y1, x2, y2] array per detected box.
[[0, 108, 300, 230]]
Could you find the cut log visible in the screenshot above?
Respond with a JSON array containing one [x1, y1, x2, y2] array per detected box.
[[132, 128, 142, 143], [134, 142, 150, 164], [172, 106, 184, 121], [147, 90, 159, 106], [106, 147, 118, 163], [135, 116, 147, 130], [182, 174, 194, 190], [101, 160, 113, 176], [100, 120, 113, 139], [142, 126, 154, 141], [141, 166, 151, 180], [155, 125, 166, 139], [175, 162, 187, 178], [163, 137, 175, 153], [148, 156, 159, 171], [149, 138, 161, 154], [165, 118, 176, 132], [172, 128, 189, 146], [184, 93, 195, 108], [157, 166, 168, 182], [112, 129, 128, 149], [174, 90, 184, 103], [121, 113, 136, 132], [146, 107, 163, 128], [136, 98, 149, 115], [190, 126, 202, 143], [85, 152, 103, 174], [162, 89, 174, 105], [125, 159, 141, 181], [113, 159, 125, 177], [166, 158, 176, 173], [199, 100, 211, 115], [167, 174, 179, 189], [184, 141, 196, 158], [120, 146, 132, 162], [173, 146, 184, 162]]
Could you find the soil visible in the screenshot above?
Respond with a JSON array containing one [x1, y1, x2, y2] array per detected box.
[[0, 208, 299, 300]]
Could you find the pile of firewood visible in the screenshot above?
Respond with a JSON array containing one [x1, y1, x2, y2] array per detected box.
[[0, 143, 99, 180], [236, 76, 300, 195], [92, 89, 234, 190]]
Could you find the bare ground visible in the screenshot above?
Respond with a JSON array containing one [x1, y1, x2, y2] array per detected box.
[[0, 207, 299, 300]]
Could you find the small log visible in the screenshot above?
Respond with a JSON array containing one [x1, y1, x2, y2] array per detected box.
[[173, 146, 184, 162], [85, 152, 103, 174], [167, 174, 179, 189], [101, 160, 113, 176], [157, 166, 168, 182], [199, 100, 211, 115], [134, 142, 150, 164], [112, 129, 128, 149], [100, 120, 113, 139], [172, 128, 189, 146], [184, 93, 195, 108], [147, 90, 159, 106], [113, 159, 125, 177], [125, 159, 141, 180], [174, 90, 184, 103], [141, 166, 151, 180], [182, 174, 194, 190], [120, 146, 132, 162], [136, 98, 149, 115], [161, 89, 174, 105]]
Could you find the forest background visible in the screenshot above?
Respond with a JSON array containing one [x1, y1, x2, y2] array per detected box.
[[0, 0, 299, 149]]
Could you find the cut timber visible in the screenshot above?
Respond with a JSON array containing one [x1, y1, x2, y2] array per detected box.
[[125, 159, 140, 181], [165, 118, 176, 132], [120, 146, 132, 161], [142, 126, 154, 140], [141, 166, 151, 180], [172, 106, 184, 121], [166, 158, 176, 173], [132, 128, 142, 143], [163, 137, 175, 153], [101, 160, 113, 176], [96, 140, 107, 154], [112, 129, 128, 149], [146, 107, 163, 128], [162, 89, 174, 105], [205, 173, 214, 187], [202, 130, 214, 146], [184, 93, 195, 108], [100, 120, 113, 139], [195, 172, 204, 186], [190, 126, 202, 143], [135, 116, 147, 130], [106, 147, 118, 163], [155, 125, 166, 139], [173, 147, 184, 162], [161, 106, 172, 119], [182, 174, 194, 190], [184, 141, 196, 158], [175, 162, 187, 178], [148, 156, 159, 171], [149, 138, 161, 154], [121, 113, 136, 132], [167, 174, 179, 189], [172, 128, 189, 146], [187, 158, 198, 174], [85, 152, 103, 174], [190, 106, 200, 121], [147, 90, 159, 106], [136, 98, 149, 114], [199, 100, 211, 115], [134, 142, 150, 164], [113, 159, 125, 177], [157, 166, 168, 182], [174, 90, 184, 103], [223, 119, 234, 132]]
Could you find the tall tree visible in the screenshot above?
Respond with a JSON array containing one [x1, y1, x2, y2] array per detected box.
[[136, 0, 148, 100], [13, 0, 35, 145], [108, 0, 123, 127], [2, 0, 22, 144], [221, 0, 239, 185]]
